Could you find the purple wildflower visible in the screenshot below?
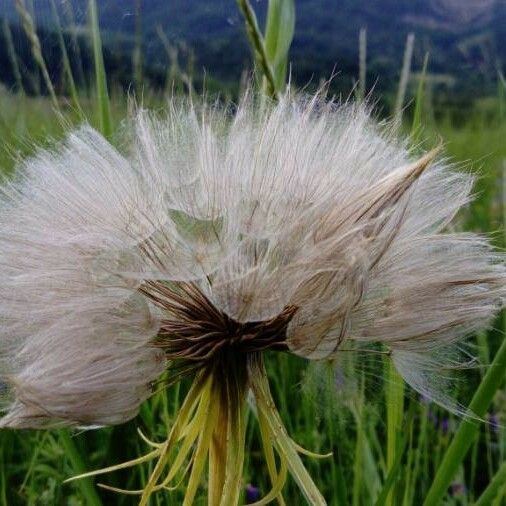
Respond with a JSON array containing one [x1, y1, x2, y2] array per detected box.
[[246, 484, 261, 503]]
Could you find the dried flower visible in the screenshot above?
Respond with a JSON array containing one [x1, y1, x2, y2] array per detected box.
[[0, 94, 504, 504]]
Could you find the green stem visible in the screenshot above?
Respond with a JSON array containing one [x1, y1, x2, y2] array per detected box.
[[236, 0, 279, 100], [385, 360, 404, 506], [59, 430, 102, 506], [422, 334, 506, 505], [88, 0, 112, 139]]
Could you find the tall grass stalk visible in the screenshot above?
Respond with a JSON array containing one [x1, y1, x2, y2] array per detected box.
[[2, 19, 25, 95], [58, 431, 102, 506], [88, 0, 112, 139], [351, 381, 365, 506], [156, 26, 193, 95], [393, 33, 414, 130], [15, 0, 60, 111], [236, 0, 279, 99], [133, 0, 143, 92], [385, 361, 404, 506], [61, 0, 87, 90], [411, 53, 429, 146], [358, 28, 367, 102], [49, 0, 83, 117]]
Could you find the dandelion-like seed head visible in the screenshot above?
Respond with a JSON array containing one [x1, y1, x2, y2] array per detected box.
[[0, 93, 504, 503]]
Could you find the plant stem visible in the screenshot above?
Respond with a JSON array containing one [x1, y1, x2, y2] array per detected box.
[[88, 0, 112, 139], [422, 335, 506, 505], [385, 360, 404, 506], [236, 0, 278, 100], [59, 430, 102, 506]]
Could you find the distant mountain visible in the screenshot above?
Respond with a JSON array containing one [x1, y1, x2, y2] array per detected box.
[[1, 0, 505, 100]]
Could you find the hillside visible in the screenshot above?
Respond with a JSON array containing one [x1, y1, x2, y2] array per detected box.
[[1, 0, 505, 99]]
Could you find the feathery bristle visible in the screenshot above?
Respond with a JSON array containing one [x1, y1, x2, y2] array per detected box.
[[0, 93, 504, 427]]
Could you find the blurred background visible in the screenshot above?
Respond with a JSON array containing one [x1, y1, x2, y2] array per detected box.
[[0, 1, 505, 505], [1, 1, 505, 112]]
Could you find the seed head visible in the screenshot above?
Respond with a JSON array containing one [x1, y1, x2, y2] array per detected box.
[[0, 94, 504, 427]]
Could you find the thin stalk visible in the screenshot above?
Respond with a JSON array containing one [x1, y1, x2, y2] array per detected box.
[[236, 0, 278, 100], [351, 406, 364, 506], [49, 0, 83, 117], [358, 28, 367, 102], [58, 430, 102, 506], [401, 412, 414, 506], [132, 0, 143, 92], [393, 33, 415, 130], [15, 0, 60, 111], [61, 0, 87, 90], [88, 0, 112, 139], [411, 52, 429, 147], [2, 19, 25, 94], [324, 396, 348, 506], [498, 70, 506, 121], [385, 360, 404, 506], [422, 335, 506, 505], [469, 435, 480, 501], [20, 432, 48, 491], [375, 438, 405, 506]]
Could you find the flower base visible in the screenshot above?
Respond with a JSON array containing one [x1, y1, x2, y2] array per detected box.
[[66, 354, 328, 505]]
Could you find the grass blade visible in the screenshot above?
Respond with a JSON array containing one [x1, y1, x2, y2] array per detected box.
[[385, 361, 404, 506], [15, 0, 60, 111], [264, 0, 295, 92], [422, 333, 506, 505], [411, 52, 429, 145], [358, 28, 367, 102], [88, 0, 112, 139], [393, 32, 415, 131], [59, 430, 102, 506], [236, 0, 278, 99]]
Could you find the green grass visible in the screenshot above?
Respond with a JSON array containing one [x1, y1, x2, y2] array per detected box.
[[0, 1, 505, 504]]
